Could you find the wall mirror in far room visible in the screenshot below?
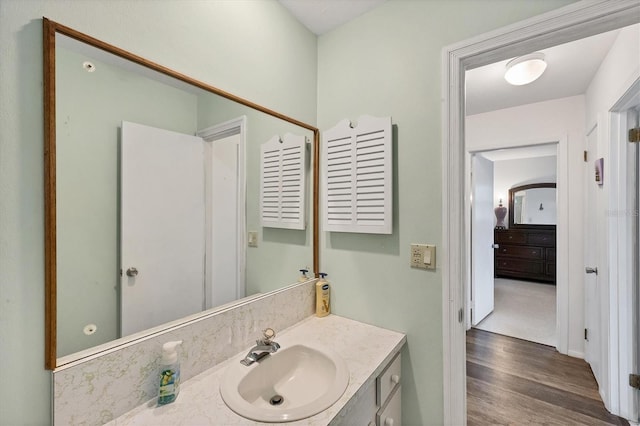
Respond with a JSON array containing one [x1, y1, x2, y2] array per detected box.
[[509, 183, 557, 227], [43, 19, 319, 369]]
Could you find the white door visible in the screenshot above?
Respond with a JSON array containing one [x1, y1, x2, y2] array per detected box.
[[208, 132, 242, 307], [120, 121, 205, 336], [584, 126, 601, 385], [471, 154, 495, 325]]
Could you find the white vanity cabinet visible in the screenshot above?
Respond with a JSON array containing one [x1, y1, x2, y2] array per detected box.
[[100, 315, 406, 426], [340, 353, 402, 425]]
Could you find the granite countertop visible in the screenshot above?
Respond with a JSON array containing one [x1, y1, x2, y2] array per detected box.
[[105, 314, 406, 425]]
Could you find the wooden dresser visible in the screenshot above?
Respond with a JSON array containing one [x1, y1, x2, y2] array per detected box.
[[494, 227, 556, 284]]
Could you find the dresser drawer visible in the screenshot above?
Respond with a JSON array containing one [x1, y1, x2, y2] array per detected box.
[[497, 245, 543, 259], [495, 231, 526, 244], [546, 262, 556, 277], [528, 232, 555, 246], [495, 258, 544, 274]]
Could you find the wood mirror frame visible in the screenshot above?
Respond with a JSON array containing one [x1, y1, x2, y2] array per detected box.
[[43, 18, 320, 370], [508, 182, 557, 229]]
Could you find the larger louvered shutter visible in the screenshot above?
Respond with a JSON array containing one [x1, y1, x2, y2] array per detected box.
[[323, 116, 392, 234], [260, 133, 307, 230]]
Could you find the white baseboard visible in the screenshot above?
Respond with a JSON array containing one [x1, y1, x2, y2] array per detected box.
[[567, 350, 584, 359]]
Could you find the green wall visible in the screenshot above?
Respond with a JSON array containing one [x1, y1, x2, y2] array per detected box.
[[0, 0, 578, 424], [0, 1, 316, 424], [317, 0, 575, 424]]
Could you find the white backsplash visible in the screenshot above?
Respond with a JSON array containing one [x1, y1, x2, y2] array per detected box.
[[53, 280, 316, 425]]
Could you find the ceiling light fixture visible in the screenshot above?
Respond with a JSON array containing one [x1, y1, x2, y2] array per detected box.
[[504, 52, 547, 86]]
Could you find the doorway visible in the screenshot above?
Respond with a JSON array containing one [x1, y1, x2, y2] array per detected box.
[[469, 147, 558, 347], [198, 116, 247, 309], [442, 2, 640, 424]]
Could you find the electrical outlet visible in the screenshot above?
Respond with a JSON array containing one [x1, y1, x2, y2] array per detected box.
[[410, 244, 436, 270], [248, 231, 258, 247]]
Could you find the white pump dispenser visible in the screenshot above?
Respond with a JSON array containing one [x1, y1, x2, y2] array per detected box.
[[158, 340, 182, 405], [161, 340, 182, 364]]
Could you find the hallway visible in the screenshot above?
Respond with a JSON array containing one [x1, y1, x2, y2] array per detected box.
[[466, 329, 629, 425]]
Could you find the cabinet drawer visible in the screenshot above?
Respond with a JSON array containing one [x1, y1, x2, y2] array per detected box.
[[528, 232, 555, 246], [546, 262, 556, 277], [495, 231, 526, 244], [377, 353, 401, 406], [497, 245, 543, 259], [495, 258, 544, 274], [377, 385, 401, 426]]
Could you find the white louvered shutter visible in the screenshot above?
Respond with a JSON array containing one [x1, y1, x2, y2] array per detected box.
[[260, 133, 307, 230], [323, 115, 392, 234]]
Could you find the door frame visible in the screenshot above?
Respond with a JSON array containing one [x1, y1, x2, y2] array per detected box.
[[441, 1, 640, 424], [608, 79, 640, 421], [197, 116, 247, 306]]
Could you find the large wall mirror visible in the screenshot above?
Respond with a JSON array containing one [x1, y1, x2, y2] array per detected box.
[[508, 183, 557, 228], [43, 19, 319, 369]]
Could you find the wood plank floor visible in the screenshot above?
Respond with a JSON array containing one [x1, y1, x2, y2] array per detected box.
[[467, 329, 629, 425]]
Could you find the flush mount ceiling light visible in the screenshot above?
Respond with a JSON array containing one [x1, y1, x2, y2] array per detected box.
[[504, 52, 547, 86]]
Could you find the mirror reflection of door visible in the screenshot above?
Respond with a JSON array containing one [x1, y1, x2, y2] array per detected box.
[[120, 121, 206, 336], [120, 121, 246, 335]]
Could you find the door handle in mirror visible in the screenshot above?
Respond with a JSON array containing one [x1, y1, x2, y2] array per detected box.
[[585, 267, 598, 275], [492, 244, 499, 249]]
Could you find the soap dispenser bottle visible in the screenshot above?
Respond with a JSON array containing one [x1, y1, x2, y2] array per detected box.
[[158, 340, 182, 405], [298, 268, 309, 282], [316, 273, 330, 317]]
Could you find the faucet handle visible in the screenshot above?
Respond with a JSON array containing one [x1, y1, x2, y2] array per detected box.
[[262, 328, 276, 342]]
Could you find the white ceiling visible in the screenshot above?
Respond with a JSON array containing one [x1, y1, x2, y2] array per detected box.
[[465, 29, 623, 115], [278, 0, 386, 35]]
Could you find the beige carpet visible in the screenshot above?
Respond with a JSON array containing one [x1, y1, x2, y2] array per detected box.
[[474, 278, 556, 347]]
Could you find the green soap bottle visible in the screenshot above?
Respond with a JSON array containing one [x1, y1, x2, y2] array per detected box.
[[158, 340, 182, 405]]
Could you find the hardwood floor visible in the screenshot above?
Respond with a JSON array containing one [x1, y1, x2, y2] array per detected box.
[[467, 329, 629, 425]]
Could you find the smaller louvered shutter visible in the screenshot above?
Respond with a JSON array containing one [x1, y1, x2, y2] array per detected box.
[[260, 133, 307, 230], [323, 115, 392, 234]]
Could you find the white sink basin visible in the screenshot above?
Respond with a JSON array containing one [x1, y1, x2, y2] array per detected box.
[[220, 344, 349, 423]]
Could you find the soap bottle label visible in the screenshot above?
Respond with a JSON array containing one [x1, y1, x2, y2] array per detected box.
[[316, 281, 330, 317], [158, 367, 180, 405]]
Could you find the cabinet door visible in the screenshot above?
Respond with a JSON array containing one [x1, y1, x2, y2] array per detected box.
[[377, 386, 401, 426]]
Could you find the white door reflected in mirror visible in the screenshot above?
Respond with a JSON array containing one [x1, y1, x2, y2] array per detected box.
[[120, 122, 206, 336]]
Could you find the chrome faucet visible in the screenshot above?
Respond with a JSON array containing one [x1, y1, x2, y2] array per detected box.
[[240, 328, 280, 366]]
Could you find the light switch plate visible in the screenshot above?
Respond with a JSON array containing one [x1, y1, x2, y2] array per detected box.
[[410, 244, 436, 270], [248, 231, 258, 247]]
